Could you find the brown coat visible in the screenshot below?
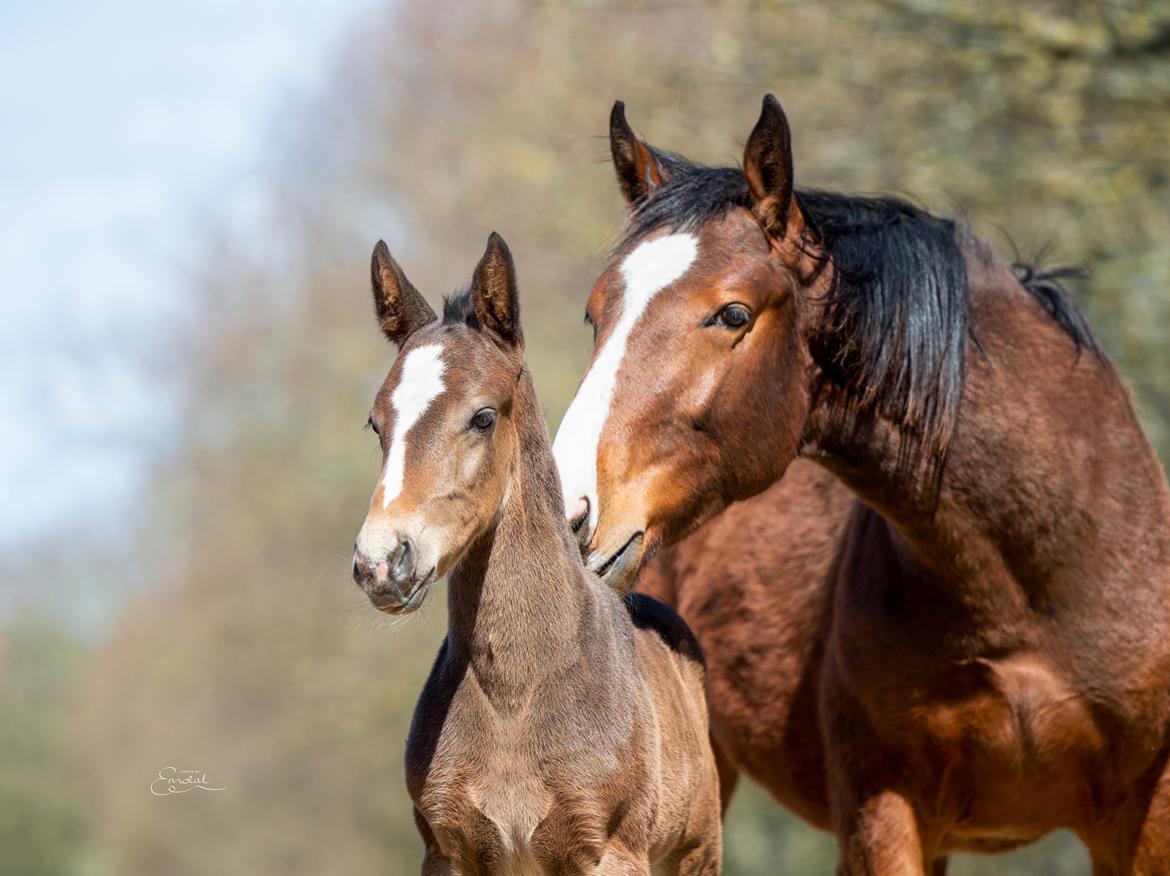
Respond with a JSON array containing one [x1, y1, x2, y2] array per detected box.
[[406, 368, 721, 876], [351, 234, 722, 875]]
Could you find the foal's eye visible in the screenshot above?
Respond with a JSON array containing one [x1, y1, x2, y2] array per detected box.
[[470, 408, 496, 432], [713, 303, 751, 329], [366, 415, 380, 436]]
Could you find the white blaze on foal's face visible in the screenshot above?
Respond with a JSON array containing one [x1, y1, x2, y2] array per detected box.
[[381, 343, 446, 508], [354, 342, 448, 580], [552, 232, 698, 533], [356, 322, 521, 597], [353, 231, 525, 612]]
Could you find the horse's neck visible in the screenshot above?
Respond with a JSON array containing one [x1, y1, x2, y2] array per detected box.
[[808, 257, 1170, 612], [446, 372, 606, 702]]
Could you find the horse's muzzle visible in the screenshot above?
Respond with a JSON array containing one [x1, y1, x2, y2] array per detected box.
[[588, 530, 645, 592]]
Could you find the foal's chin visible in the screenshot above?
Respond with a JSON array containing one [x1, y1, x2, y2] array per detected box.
[[367, 573, 435, 615]]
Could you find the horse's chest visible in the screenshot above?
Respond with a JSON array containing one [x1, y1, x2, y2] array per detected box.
[[919, 653, 1100, 755], [903, 653, 1121, 826]]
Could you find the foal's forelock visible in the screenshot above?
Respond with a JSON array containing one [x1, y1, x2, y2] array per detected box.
[[379, 342, 447, 508], [552, 232, 699, 529]]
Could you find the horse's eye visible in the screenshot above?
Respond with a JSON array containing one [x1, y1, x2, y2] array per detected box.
[[366, 415, 380, 436], [470, 408, 496, 432], [714, 303, 751, 329]]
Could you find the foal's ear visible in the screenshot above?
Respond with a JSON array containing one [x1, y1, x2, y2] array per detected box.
[[743, 95, 803, 240], [471, 232, 523, 350], [610, 100, 671, 207], [371, 241, 437, 347]]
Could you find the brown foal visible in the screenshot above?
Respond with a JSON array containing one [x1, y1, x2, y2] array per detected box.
[[553, 98, 1170, 872], [351, 234, 721, 874]]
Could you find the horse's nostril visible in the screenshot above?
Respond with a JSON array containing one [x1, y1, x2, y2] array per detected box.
[[351, 558, 362, 586], [569, 497, 589, 533]]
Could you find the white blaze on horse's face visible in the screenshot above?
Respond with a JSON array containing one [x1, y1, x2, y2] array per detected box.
[[381, 343, 446, 508], [552, 232, 699, 533]]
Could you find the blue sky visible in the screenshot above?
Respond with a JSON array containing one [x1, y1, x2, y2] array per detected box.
[[0, 0, 378, 551]]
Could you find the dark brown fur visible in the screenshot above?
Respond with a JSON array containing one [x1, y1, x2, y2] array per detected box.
[[636, 461, 850, 828], [561, 98, 1170, 873]]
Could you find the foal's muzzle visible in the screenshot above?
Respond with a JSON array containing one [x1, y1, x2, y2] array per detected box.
[[352, 536, 428, 613]]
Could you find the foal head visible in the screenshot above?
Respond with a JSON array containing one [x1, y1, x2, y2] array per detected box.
[[352, 233, 524, 613], [553, 96, 825, 587]]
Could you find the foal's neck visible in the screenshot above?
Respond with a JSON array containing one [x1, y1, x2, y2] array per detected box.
[[446, 369, 601, 700]]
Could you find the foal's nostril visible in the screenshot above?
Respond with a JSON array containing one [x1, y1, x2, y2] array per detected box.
[[390, 537, 414, 583], [352, 558, 361, 585]]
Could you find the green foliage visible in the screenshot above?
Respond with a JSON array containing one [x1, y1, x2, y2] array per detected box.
[[4, 1, 1168, 873], [0, 613, 86, 875]]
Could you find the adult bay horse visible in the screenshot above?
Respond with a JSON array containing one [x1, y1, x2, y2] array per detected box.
[[552, 97, 1170, 872], [351, 234, 722, 873]]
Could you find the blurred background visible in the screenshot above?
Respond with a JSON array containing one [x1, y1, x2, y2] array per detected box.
[[2, 0, 1168, 873]]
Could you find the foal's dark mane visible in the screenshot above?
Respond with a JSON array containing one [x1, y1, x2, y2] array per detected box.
[[615, 153, 1098, 490], [442, 285, 478, 328]]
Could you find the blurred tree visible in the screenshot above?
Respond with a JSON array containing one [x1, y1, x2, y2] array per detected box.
[[8, 0, 1162, 873], [0, 612, 86, 874]]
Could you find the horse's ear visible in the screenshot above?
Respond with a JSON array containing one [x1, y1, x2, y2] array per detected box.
[[371, 241, 436, 348], [743, 95, 803, 240], [610, 100, 671, 207], [471, 232, 523, 350]]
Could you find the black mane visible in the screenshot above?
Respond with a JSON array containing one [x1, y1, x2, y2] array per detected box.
[[615, 154, 1097, 490], [625, 592, 705, 668], [442, 284, 477, 328]]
